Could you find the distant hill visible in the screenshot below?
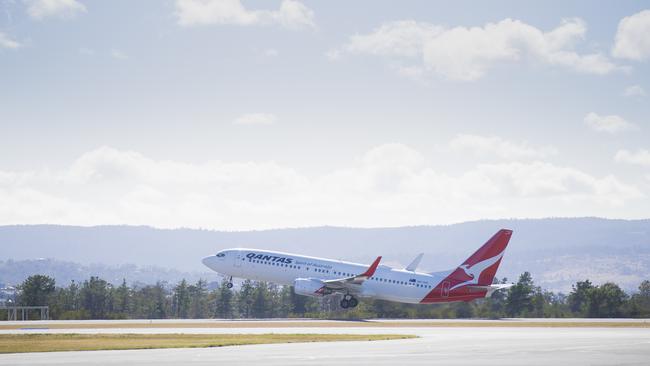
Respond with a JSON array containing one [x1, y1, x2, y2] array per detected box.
[[1, 218, 649, 292], [0, 258, 214, 288]]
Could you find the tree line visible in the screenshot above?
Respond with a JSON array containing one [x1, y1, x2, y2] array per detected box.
[[4, 272, 650, 320]]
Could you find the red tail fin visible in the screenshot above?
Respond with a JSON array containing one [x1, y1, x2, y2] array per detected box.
[[420, 229, 512, 303], [455, 229, 512, 286]]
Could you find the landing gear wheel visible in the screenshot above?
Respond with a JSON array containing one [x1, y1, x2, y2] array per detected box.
[[340, 299, 350, 309], [226, 282, 233, 289], [348, 297, 358, 308]]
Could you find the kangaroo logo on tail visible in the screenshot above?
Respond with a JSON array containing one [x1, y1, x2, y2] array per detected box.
[[450, 251, 504, 290]]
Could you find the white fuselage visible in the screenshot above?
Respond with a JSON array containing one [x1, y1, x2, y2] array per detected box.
[[203, 248, 451, 304]]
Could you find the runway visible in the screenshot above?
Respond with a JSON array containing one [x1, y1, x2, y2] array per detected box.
[[1, 319, 649, 365]]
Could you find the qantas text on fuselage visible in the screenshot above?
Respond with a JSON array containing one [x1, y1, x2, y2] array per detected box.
[[202, 229, 513, 309]]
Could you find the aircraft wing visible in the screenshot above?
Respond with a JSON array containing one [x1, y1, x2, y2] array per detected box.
[[321, 256, 382, 291]]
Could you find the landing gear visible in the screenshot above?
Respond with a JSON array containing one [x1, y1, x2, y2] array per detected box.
[[226, 276, 233, 289], [340, 294, 358, 309]]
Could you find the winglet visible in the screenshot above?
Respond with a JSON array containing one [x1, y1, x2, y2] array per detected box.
[[405, 253, 424, 271], [360, 256, 382, 278]]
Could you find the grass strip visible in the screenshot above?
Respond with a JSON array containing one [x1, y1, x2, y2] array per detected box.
[[0, 333, 415, 354]]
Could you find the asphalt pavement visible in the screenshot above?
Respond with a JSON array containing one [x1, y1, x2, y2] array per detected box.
[[1, 319, 649, 365]]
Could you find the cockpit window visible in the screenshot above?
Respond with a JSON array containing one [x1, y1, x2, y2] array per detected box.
[[216, 253, 226, 257]]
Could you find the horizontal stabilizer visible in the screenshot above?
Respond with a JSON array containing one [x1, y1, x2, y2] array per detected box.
[[467, 283, 513, 297]]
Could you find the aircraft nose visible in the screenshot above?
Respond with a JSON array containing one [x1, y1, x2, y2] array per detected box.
[[202, 255, 218, 270]]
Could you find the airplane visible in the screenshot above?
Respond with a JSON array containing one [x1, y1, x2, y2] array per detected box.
[[202, 229, 513, 309]]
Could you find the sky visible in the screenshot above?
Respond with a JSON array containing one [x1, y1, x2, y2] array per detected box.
[[0, 0, 649, 230]]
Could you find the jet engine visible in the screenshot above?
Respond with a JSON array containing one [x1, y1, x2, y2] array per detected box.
[[293, 278, 331, 297]]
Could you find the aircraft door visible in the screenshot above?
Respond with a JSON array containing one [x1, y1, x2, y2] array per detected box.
[[234, 251, 243, 268]]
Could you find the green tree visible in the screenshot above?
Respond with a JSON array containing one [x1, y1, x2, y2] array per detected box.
[[80, 277, 113, 319], [132, 282, 170, 319], [18, 275, 55, 306], [251, 282, 271, 318], [173, 279, 190, 318], [113, 279, 131, 316], [542, 291, 570, 318], [372, 299, 410, 318], [49, 280, 83, 319], [530, 287, 546, 317], [476, 277, 509, 318], [567, 280, 594, 315], [215, 279, 235, 318], [277, 285, 294, 317], [639, 280, 650, 298], [505, 272, 535, 317], [188, 279, 209, 318], [629, 280, 650, 317], [237, 280, 254, 318], [586, 282, 627, 318], [454, 301, 474, 318]]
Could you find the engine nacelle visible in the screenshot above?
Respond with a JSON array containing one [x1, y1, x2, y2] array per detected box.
[[293, 278, 330, 297]]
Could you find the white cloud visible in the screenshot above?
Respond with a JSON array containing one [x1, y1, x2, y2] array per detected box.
[[110, 49, 128, 60], [175, 0, 315, 29], [26, 0, 86, 20], [0, 32, 21, 49], [343, 20, 442, 58], [334, 18, 619, 81], [232, 113, 277, 125], [0, 145, 644, 230], [623, 85, 647, 97], [466, 161, 640, 204], [612, 10, 650, 61], [395, 65, 425, 80], [584, 112, 636, 133], [615, 149, 650, 167], [449, 134, 557, 160], [264, 48, 279, 57], [325, 49, 342, 61]]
